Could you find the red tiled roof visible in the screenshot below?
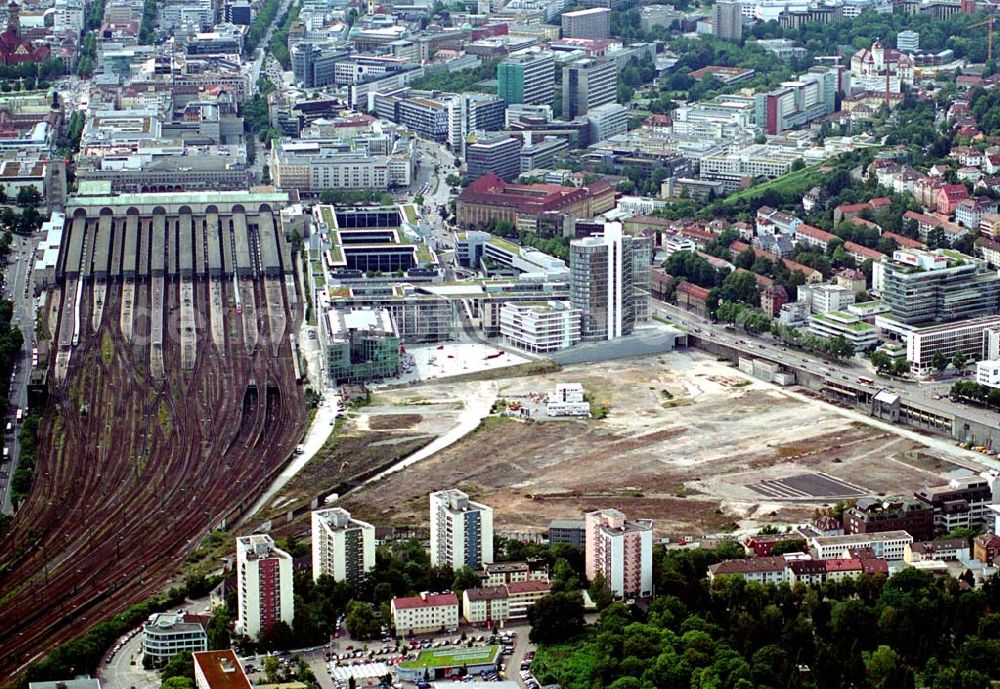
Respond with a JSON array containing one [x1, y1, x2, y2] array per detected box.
[[869, 197, 892, 207], [677, 281, 711, 300], [392, 593, 459, 610], [458, 173, 591, 214], [505, 580, 550, 594], [836, 202, 870, 214], [711, 557, 787, 575], [844, 241, 885, 261], [883, 231, 922, 249], [797, 224, 836, 242]]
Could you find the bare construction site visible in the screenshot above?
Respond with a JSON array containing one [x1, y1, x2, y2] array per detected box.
[[342, 352, 975, 535], [0, 191, 306, 677]]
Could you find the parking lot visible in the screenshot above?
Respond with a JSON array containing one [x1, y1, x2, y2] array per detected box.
[[320, 630, 522, 689]]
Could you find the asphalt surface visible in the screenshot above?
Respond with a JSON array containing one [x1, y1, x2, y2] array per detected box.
[[0, 231, 39, 514]]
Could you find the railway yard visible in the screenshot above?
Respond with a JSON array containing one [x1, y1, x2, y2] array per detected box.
[[0, 192, 307, 678]]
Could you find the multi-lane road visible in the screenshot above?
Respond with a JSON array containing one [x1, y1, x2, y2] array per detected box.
[[0, 231, 38, 514], [652, 300, 1000, 438]]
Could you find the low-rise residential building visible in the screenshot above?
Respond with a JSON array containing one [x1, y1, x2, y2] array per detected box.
[[974, 533, 1000, 565], [707, 557, 789, 584], [505, 580, 550, 619], [391, 592, 461, 635], [809, 531, 913, 560], [481, 561, 549, 587], [463, 586, 509, 626], [904, 538, 970, 563], [142, 613, 208, 667]]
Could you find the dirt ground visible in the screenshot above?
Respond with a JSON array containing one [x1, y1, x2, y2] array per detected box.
[[342, 350, 965, 537]]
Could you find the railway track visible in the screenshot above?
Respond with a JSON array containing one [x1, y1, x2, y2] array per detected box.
[[0, 272, 305, 679]]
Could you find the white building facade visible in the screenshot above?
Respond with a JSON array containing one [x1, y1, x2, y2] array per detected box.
[[311, 507, 376, 587]]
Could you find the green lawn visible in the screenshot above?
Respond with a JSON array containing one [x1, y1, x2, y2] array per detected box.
[[399, 645, 500, 669], [403, 204, 419, 224]]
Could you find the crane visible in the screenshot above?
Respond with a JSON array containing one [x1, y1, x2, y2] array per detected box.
[[969, 16, 995, 62]]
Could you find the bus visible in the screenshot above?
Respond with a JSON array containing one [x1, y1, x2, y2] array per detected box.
[[15, 408, 23, 422], [857, 376, 874, 385]]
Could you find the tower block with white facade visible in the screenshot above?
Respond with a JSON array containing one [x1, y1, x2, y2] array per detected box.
[[430, 489, 494, 570], [311, 507, 376, 587], [585, 509, 653, 600]]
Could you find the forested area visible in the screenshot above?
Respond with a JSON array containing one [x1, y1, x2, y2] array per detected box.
[[531, 547, 1000, 689]]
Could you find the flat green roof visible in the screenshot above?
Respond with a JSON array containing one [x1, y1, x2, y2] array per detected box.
[[814, 311, 875, 332], [487, 236, 519, 254], [399, 646, 501, 670]]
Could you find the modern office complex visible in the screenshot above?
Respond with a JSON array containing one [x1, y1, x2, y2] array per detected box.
[[499, 300, 582, 352], [429, 489, 494, 570], [562, 58, 617, 119], [585, 509, 653, 599], [467, 133, 522, 182], [570, 223, 651, 341], [497, 52, 555, 106], [235, 535, 294, 641], [142, 613, 208, 667], [876, 249, 1000, 325], [561, 7, 611, 38], [322, 308, 401, 384], [311, 507, 376, 587]]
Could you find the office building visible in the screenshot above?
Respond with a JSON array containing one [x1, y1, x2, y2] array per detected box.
[[809, 531, 913, 561], [142, 612, 208, 667], [915, 476, 995, 534], [754, 67, 840, 135], [570, 223, 651, 341], [322, 308, 401, 385], [807, 310, 879, 351], [448, 93, 507, 156], [877, 249, 1000, 325], [193, 650, 253, 689], [497, 52, 556, 106], [270, 137, 414, 194], [467, 134, 522, 182], [585, 509, 653, 599], [311, 507, 376, 587], [429, 489, 494, 570], [843, 497, 934, 541], [499, 300, 581, 352], [978, 359, 1000, 388], [291, 42, 350, 88], [897, 29, 919, 52], [562, 57, 617, 119], [235, 535, 294, 641], [587, 103, 629, 143], [561, 7, 611, 38], [457, 173, 615, 230], [876, 316, 1000, 373], [712, 0, 743, 40], [549, 519, 586, 547]]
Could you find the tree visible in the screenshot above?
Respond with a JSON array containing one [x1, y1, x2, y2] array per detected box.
[[870, 350, 892, 373], [263, 655, 282, 683], [588, 572, 614, 610], [892, 358, 911, 376], [161, 651, 195, 681], [452, 566, 481, 594], [932, 351, 948, 374], [15, 187, 40, 208], [952, 351, 968, 371], [161, 679, 195, 689], [528, 591, 585, 644], [345, 600, 381, 640], [865, 645, 900, 686]]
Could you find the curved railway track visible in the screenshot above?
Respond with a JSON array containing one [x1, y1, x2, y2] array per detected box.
[[0, 272, 305, 678]]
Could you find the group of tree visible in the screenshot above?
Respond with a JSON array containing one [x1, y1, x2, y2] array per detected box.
[[243, 78, 277, 141], [951, 380, 1000, 412], [530, 546, 1000, 689], [138, 0, 157, 44], [244, 0, 282, 55], [488, 219, 571, 260], [77, 33, 97, 78], [408, 60, 498, 94], [869, 350, 911, 378], [319, 188, 395, 206], [269, 1, 301, 70]]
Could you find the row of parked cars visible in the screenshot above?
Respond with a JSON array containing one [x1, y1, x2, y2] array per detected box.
[[103, 626, 143, 666]]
